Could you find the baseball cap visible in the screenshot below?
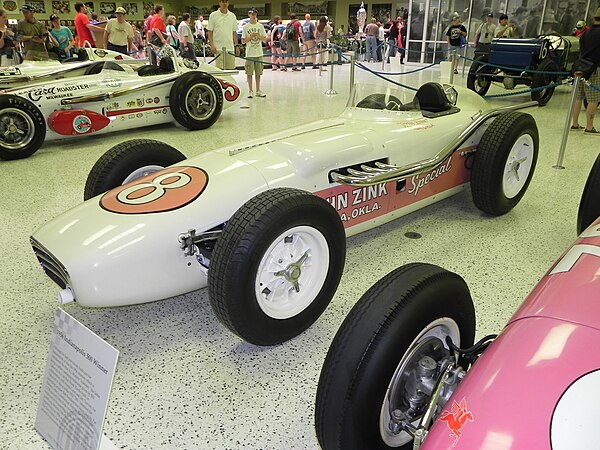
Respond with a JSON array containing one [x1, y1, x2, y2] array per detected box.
[[49, 14, 59, 21], [248, 8, 257, 14], [486, 12, 493, 18], [115, 6, 126, 14], [21, 4, 34, 12], [576, 20, 586, 29]]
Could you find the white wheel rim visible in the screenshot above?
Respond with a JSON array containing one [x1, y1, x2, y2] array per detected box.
[[503, 134, 534, 199], [379, 317, 460, 447], [255, 225, 329, 320], [122, 165, 164, 184]]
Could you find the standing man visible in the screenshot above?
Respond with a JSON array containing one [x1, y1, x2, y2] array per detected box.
[[16, 4, 48, 60], [445, 14, 467, 74], [178, 13, 195, 60], [571, 8, 600, 134], [74, 2, 104, 47], [206, 0, 237, 70], [474, 12, 495, 53], [242, 8, 266, 98], [364, 17, 378, 62], [302, 14, 315, 69], [285, 13, 303, 70], [496, 14, 515, 38], [104, 7, 134, 55], [386, 18, 398, 63], [194, 15, 204, 41]]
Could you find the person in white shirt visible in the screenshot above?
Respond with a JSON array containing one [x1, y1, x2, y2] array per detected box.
[[242, 9, 266, 98], [104, 7, 134, 55], [206, 0, 238, 69], [496, 14, 515, 38], [194, 15, 204, 40], [178, 13, 195, 60]]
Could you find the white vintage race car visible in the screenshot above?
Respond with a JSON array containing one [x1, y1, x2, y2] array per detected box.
[[0, 55, 242, 160], [0, 46, 136, 89], [30, 82, 539, 346]]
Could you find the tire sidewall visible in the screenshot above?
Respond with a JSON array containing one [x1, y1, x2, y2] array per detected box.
[[467, 56, 492, 96], [577, 153, 600, 234], [531, 59, 558, 106], [170, 71, 224, 130], [0, 94, 46, 160]]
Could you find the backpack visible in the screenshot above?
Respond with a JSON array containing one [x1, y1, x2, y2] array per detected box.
[[286, 21, 297, 40]]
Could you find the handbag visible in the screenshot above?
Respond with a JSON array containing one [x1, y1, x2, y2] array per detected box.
[[149, 32, 164, 47], [571, 57, 597, 79]]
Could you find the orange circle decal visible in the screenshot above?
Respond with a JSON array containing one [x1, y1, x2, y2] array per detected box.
[[100, 166, 208, 214]]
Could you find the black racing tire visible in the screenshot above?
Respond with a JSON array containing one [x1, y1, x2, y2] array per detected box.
[[83, 61, 105, 75], [169, 71, 224, 130], [471, 111, 539, 216], [208, 188, 346, 346], [0, 95, 46, 160], [577, 153, 600, 235], [83, 139, 186, 200], [531, 58, 559, 106], [315, 263, 476, 450], [467, 55, 494, 96]]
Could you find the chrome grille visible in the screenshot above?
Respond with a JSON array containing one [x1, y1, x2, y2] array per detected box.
[[30, 237, 70, 289]]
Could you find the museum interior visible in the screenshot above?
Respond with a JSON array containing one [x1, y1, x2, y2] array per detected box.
[[2, 0, 600, 448]]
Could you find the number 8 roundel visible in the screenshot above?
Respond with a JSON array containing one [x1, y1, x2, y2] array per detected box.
[[100, 166, 209, 214]]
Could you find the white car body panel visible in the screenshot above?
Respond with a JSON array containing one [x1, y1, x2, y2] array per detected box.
[[31, 85, 508, 307]]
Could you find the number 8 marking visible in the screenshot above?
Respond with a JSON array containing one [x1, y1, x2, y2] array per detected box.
[[117, 172, 192, 205]]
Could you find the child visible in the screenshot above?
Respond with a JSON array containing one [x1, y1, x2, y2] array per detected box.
[[242, 9, 267, 98]]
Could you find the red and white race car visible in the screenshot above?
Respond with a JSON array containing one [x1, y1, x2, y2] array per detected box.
[[315, 153, 600, 449], [30, 81, 538, 346], [0, 53, 241, 160]]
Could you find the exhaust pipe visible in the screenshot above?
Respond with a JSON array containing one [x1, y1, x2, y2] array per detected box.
[[57, 288, 74, 305]]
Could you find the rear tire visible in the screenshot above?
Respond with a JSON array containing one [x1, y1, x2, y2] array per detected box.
[[471, 112, 538, 215], [531, 59, 559, 106], [84, 139, 186, 200], [315, 263, 475, 450], [577, 153, 600, 234], [467, 55, 494, 96], [169, 71, 223, 130]]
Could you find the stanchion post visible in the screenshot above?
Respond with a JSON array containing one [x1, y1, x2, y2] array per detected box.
[[221, 46, 226, 70], [325, 46, 338, 95], [554, 73, 582, 169], [350, 53, 356, 97], [449, 49, 456, 84], [381, 40, 386, 70]]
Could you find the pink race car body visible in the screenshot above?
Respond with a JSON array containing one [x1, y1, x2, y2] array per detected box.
[[424, 220, 600, 449]]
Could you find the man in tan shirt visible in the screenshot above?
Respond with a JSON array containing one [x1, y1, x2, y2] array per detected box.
[[104, 6, 135, 54]]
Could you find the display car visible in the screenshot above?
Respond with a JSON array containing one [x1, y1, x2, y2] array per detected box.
[[0, 45, 136, 89], [467, 34, 578, 106], [315, 153, 600, 449], [30, 81, 539, 346], [0, 53, 241, 160]]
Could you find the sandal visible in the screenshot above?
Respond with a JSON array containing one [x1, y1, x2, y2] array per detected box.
[[585, 128, 600, 134], [570, 125, 582, 130]]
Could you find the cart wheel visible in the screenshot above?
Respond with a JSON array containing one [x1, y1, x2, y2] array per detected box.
[[315, 263, 475, 450], [169, 71, 224, 130], [531, 59, 559, 106], [84, 139, 186, 200], [471, 111, 539, 215], [467, 55, 494, 96], [0, 95, 46, 160], [577, 153, 600, 234], [208, 188, 346, 346]]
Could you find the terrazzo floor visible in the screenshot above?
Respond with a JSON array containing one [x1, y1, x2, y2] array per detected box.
[[1, 57, 598, 450]]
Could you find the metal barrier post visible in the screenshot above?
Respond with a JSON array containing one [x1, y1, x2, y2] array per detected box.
[[449, 49, 456, 84], [381, 40, 386, 70], [350, 53, 356, 97], [221, 46, 226, 70], [554, 72, 582, 169], [325, 46, 338, 95]]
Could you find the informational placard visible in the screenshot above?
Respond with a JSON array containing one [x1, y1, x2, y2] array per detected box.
[[36, 308, 119, 450]]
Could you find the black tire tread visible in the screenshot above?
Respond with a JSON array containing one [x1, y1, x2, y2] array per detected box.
[[315, 263, 475, 450], [170, 71, 223, 130], [577, 153, 600, 234], [83, 139, 186, 200], [208, 187, 345, 345], [531, 58, 559, 106], [467, 56, 492, 96], [471, 111, 538, 216], [0, 95, 46, 160]]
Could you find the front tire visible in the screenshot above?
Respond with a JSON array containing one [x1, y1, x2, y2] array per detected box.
[[577, 153, 600, 234], [84, 139, 186, 200], [169, 71, 224, 130], [0, 95, 46, 160], [315, 263, 475, 450], [531, 59, 559, 106], [208, 188, 346, 346], [471, 111, 539, 215], [467, 56, 494, 96]]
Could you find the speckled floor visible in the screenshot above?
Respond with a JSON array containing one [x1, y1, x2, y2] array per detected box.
[[1, 57, 598, 450]]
